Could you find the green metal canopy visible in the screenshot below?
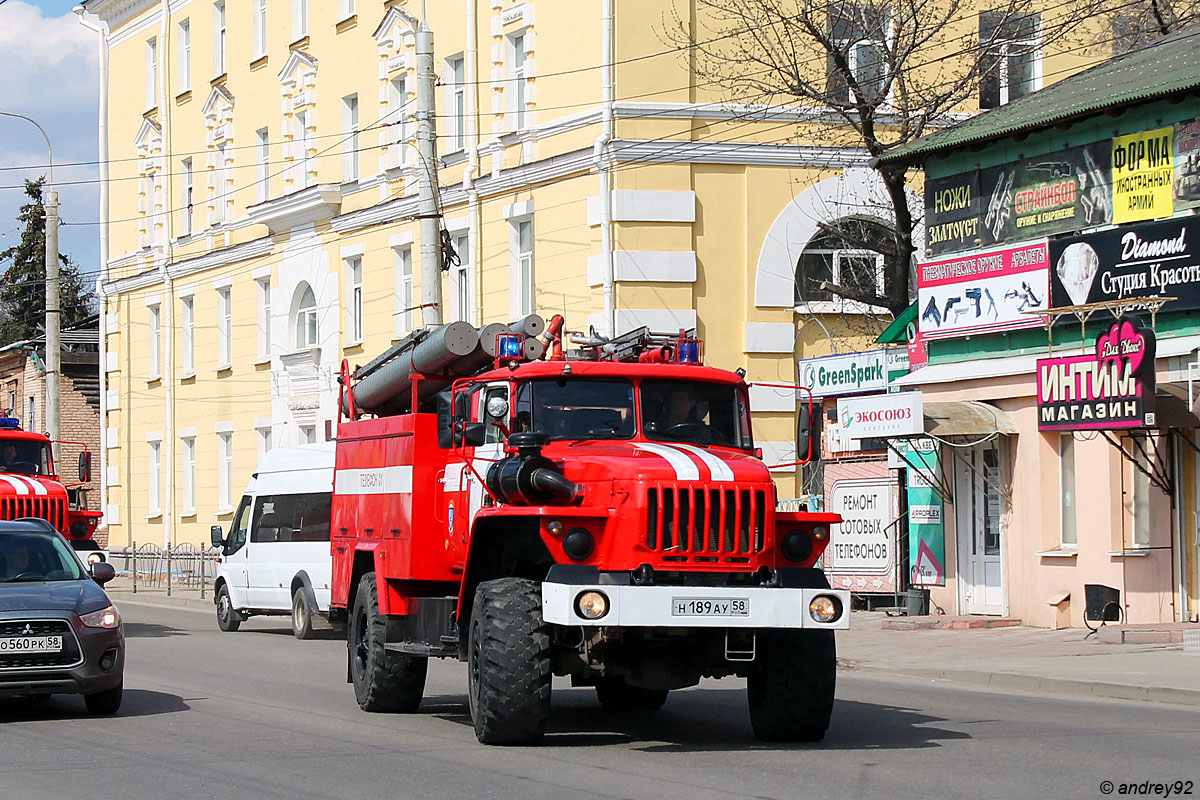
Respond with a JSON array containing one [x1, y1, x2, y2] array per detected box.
[[878, 25, 1200, 168], [877, 301, 917, 344]]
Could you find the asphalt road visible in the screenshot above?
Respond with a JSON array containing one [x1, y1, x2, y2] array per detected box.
[[0, 601, 1197, 800]]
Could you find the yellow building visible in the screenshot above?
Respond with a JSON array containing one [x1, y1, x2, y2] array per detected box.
[[77, 0, 1097, 546]]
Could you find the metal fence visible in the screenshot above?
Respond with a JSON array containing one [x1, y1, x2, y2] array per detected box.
[[107, 543, 220, 597]]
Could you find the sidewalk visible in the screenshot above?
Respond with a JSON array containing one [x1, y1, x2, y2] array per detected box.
[[840, 611, 1200, 708], [106, 584, 1200, 709]]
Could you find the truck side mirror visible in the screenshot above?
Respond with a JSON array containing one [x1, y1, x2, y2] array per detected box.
[[78, 451, 92, 483], [210, 525, 225, 548], [796, 401, 821, 464], [462, 422, 487, 447], [436, 390, 455, 448]]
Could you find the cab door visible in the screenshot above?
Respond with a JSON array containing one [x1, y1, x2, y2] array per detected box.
[[465, 383, 510, 527], [221, 496, 253, 607]]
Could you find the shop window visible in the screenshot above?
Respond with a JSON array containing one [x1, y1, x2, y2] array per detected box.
[[1059, 434, 1076, 546], [1132, 460, 1151, 547]]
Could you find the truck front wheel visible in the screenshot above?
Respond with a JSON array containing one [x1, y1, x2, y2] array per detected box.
[[350, 572, 427, 712], [215, 584, 241, 632], [467, 578, 552, 745], [747, 629, 836, 742], [595, 677, 668, 711]]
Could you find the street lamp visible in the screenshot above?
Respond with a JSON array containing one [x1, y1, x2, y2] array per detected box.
[[0, 111, 61, 455]]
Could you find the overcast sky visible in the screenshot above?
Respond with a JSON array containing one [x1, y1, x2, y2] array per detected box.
[[0, 0, 101, 281]]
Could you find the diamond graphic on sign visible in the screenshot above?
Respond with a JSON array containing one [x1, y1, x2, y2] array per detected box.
[[912, 540, 945, 586], [1056, 242, 1099, 305]]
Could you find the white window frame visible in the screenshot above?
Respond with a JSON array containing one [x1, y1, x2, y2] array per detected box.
[[292, 0, 308, 41], [145, 36, 158, 110], [256, 426, 272, 462], [255, 127, 269, 203], [341, 94, 359, 183], [256, 277, 271, 359], [299, 424, 317, 445], [215, 141, 229, 223], [177, 20, 190, 92], [346, 256, 363, 343], [394, 246, 414, 335], [296, 284, 318, 350], [980, 12, 1042, 108], [388, 77, 410, 168], [514, 218, 534, 316], [829, 4, 892, 106], [453, 232, 472, 323], [252, 0, 267, 59], [147, 303, 161, 379], [217, 431, 233, 513], [507, 32, 528, 130], [1059, 433, 1077, 547], [181, 157, 193, 235], [447, 55, 466, 152], [147, 440, 162, 517], [213, 1, 226, 77], [181, 295, 195, 376], [339, 0, 356, 21], [296, 109, 314, 187], [181, 436, 196, 515], [217, 286, 232, 368]]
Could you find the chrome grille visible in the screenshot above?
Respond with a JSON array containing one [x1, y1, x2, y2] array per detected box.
[[0, 495, 66, 533], [0, 619, 83, 670], [645, 486, 767, 555]]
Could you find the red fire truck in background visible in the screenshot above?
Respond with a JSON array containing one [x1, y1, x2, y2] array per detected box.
[[331, 317, 846, 745], [0, 416, 103, 560]]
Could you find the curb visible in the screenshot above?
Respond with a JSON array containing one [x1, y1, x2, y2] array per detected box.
[[842, 661, 1200, 709], [108, 590, 214, 612]]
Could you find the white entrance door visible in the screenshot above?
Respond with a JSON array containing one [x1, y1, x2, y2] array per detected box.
[[955, 440, 1006, 616]]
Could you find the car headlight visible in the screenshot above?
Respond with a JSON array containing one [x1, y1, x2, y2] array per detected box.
[[87, 552, 105, 564], [80, 605, 121, 629], [808, 595, 842, 624]]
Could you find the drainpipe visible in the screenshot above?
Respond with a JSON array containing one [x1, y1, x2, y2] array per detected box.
[[74, 6, 110, 532], [157, 0, 176, 548], [465, 0, 481, 323], [595, 0, 616, 336]]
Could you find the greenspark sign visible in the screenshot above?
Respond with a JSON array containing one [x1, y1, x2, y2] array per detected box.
[[797, 349, 888, 398]]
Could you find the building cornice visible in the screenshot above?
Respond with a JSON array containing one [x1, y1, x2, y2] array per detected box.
[[611, 139, 870, 169], [246, 184, 342, 233]]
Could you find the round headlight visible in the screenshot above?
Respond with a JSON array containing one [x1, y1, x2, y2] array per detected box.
[[562, 528, 594, 560], [87, 552, 105, 564], [781, 530, 813, 563], [575, 590, 609, 620], [809, 595, 841, 624]]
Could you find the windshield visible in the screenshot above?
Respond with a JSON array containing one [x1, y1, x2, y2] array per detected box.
[[641, 380, 753, 448], [0, 440, 53, 476], [0, 532, 85, 583], [513, 379, 636, 441]]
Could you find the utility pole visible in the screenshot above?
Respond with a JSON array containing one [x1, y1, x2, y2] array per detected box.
[[0, 112, 59, 455], [44, 186, 60, 454], [415, 13, 443, 327]]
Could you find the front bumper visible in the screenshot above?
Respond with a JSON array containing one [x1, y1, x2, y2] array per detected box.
[[0, 612, 124, 698], [542, 583, 850, 629]]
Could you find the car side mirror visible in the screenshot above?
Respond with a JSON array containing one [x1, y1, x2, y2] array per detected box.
[[90, 561, 115, 584], [210, 525, 225, 548], [78, 451, 91, 483], [462, 422, 487, 447]]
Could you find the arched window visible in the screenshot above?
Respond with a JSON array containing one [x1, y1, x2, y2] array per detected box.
[[795, 218, 893, 306], [295, 284, 317, 349]]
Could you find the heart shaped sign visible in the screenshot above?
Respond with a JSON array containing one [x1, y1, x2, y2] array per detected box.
[[1095, 317, 1152, 376]]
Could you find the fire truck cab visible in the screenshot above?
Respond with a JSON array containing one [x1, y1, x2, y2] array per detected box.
[[332, 321, 847, 745], [0, 417, 102, 561]]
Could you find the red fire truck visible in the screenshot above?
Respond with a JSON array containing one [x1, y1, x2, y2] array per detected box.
[[331, 318, 846, 744], [0, 417, 103, 560]]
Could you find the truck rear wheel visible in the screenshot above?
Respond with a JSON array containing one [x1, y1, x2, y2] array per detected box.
[[350, 572, 427, 712], [595, 677, 668, 712], [747, 629, 836, 742], [467, 578, 552, 745]]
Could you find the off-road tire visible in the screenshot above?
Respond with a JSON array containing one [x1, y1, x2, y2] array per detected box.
[[292, 588, 316, 640], [215, 584, 242, 632], [467, 578, 552, 745], [595, 677, 668, 711], [350, 572, 427, 712], [747, 629, 836, 742], [84, 682, 123, 715]]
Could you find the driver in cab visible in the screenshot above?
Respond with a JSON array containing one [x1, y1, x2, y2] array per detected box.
[[649, 385, 710, 440]]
